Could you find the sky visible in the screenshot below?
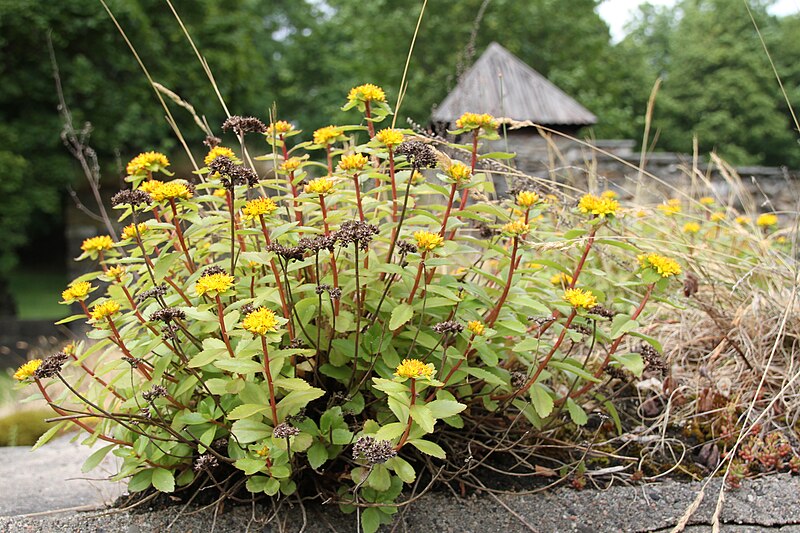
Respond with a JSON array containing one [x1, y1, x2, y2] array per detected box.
[[598, 0, 800, 42]]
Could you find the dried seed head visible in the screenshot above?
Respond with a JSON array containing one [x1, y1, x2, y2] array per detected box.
[[221, 115, 267, 135], [433, 320, 464, 335], [588, 305, 616, 319], [510, 371, 527, 389], [111, 189, 152, 207], [142, 384, 168, 402], [273, 422, 300, 439], [397, 240, 418, 256], [335, 221, 379, 251], [266, 243, 305, 262], [149, 307, 186, 323], [298, 235, 336, 254], [193, 454, 219, 472], [352, 436, 397, 465], [327, 287, 342, 300], [395, 140, 437, 169], [122, 356, 142, 368], [136, 284, 168, 304], [34, 352, 69, 379], [204, 135, 222, 148]]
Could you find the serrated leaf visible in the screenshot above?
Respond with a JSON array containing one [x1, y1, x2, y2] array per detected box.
[[386, 456, 416, 483], [530, 383, 554, 418], [307, 441, 328, 469], [566, 398, 589, 426], [127, 469, 153, 493], [408, 439, 446, 459], [609, 315, 638, 339], [409, 404, 435, 433], [214, 358, 263, 374], [81, 444, 116, 473], [151, 468, 175, 493], [375, 422, 406, 441], [235, 457, 267, 475], [231, 419, 272, 443], [361, 507, 382, 533], [372, 378, 410, 394], [227, 403, 269, 420], [612, 353, 644, 377], [389, 303, 414, 330], [276, 387, 325, 420], [367, 464, 391, 491], [273, 377, 312, 391], [426, 399, 467, 419]]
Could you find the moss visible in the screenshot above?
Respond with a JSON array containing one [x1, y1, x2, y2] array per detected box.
[[0, 409, 56, 446]]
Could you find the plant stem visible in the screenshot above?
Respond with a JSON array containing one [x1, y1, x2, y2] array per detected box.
[[320, 194, 340, 316], [388, 146, 398, 221], [169, 199, 196, 273], [395, 378, 416, 450], [485, 236, 519, 327], [406, 252, 426, 305], [439, 182, 458, 238], [214, 295, 236, 358], [260, 336, 279, 426], [259, 216, 293, 338]]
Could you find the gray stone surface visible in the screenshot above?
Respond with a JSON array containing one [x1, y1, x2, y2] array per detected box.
[[2, 437, 800, 532]]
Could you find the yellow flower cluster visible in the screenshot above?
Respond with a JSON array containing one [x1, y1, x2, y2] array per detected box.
[[550, 272, 573, 286], [138, 179, 163, 195], [467, 320, 485, 336], [241, 307, 279, 336], [682, 222, 701, 234], [711, 212, 726, 223], [338, 153, 369, 172], [126, 151, 169, 176], [601, 190, 618, 199], [90, 301, 121, 321], [516, 191, 540, 208], [563, 288, 597, 310], [242, 197, 278, 220], [578, 194, 619, 218], [204, 146, 235, 166], [501, 219, 530, 237], [413, 230, 444, 252], [313, 126, 344, 146], [195, 272, 235, 296], [445, 161, 472, 182], [375, 128, 404, 147], [394, 358, 435, 380], [657, 199, 681, 216], [13, 360, 42, 381], [735, 215, 751, 225], [638, 253, 681, 278], [266, 120, 294, 136], [121, 223, 148, 241], [281, 157, 302, 173], [61, 281, 94, 303], [699, 196, 715, 206], [149, 180, 193, 202], [305, 177, 335, 196], [81, 235, 114, 253], [757, 213, 778, 227], [347, 83, 386, 103], [107, 266, 126, 281], [455, 112, 498, 131]]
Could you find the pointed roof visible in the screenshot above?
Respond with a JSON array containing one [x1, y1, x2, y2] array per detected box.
[[432, 42, 597, 126]]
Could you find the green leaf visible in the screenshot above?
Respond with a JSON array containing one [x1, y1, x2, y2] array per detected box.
[[367, 464, 391, 491], [214, 358, 263, 374], [408, 439, 446, 459], [331, 428, 354, 445], [386, 456, 416, 483], [151, 468, 175, 493], [549, 360, 602, 383], [628, 331, 663, 354], [81, 444, 116, 473], [31, 422, 66, 451], [612, 353, 644, 377], [227, 403, 269, 420], [361, 507, 382, 533], [264, 477, 281, 496], [566, 398, 589, 426], [127, 469, 153, 493], [464, 366, 505, 386], [426, 399, 467, 419], [609, 315, 639, 339], [276, 387, 325, 420], [530, 383, 554, 418], [307, 441, 328, 469], [231, 419, 272, 443], [478, 151, 516, 160], [389, 302, 414, 330], [409, 404, 435, 433], [375, 422, 406, 441], [372, 378, 410, 394], [235, 457, 267, 475], [273, 377, 313, 391]]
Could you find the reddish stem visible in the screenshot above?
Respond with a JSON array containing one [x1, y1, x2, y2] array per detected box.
[[485, 237, 520, 327], [439, 182, 458, 238], [69, 353, 126, 402], [259, 216, 294, 337], [406, 252, 427, 305], [169, 199, 196, 273], [260, 336, 280, 426], [388, 147, 398, 221], [320, 195, 340, 316], [395, 378, 416, 450], [215, 295, 236, 359], [353, 172, 365, 222]]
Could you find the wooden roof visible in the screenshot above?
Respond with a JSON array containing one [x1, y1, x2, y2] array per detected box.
[[432, 42, 597, 126]]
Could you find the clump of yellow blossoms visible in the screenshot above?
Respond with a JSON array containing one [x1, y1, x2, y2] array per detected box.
[[347, 83, 386, 104], [150, 180, 193, 202], [578, 194, 619, 218], [107, 266, 126, 281], [601, 190, 618, 199], [413, 231, 444, 252], [682, 222, 701, 234], [62, 281, 94, 303], [204, 146, 235, 166], [516, 191, 540, 208], [699, 196, 715, 206], [638, 253, 681, 278], [266, 120, 294, 136], [735, 216, 751, 225], [313, 126, 344, 146], [281, 157, 302, 173], [394, 358, 435, 380], [455, 112, 498, 132], [126, 151, 169, 176], [242, 197, 278, 220], [195, 272, 235, 296], [711, 212, 726, 223], [138, 179, 163, 196], [563, 288, 597, 310], [121, 223, 148, 241], [375, 128, 404, 147], [14, 360, 42, 381], [241, 307, 279, 336], [339, 153, 369, 172], [305, 177, 335, 196], [467, 320, 485, 336], [90, 301, 121, 321], [757, 213, 778, 227], [81, 235, 114, 253], [445, 161, 472, 182], [502, 219, 530, 237], [550, 272, 573, 286], [657, 199, 681, 216]]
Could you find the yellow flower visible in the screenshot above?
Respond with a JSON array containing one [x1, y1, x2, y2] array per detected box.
[[313, 125, 344, 146], [242, 197, 278, 220], [735, 215, 751, 225], [578, 194, 619, 218], [126, 151, 169, 176], [601, 190, 618, 199], [455, 112, 498, 132], [149, 180, 193, 202], [256, 445, 270, 458], [376, 128, 404, 147], [658, 199, 682, 216], [699, 196, 715, 205], [304, 177, 335, 196], [756, 213, 778, 227], [394, 358, 435, 380], [516, 191, 540, 208], [195, 272, 235, 296], [638, 253, 681, 278], [338, 153, 369, 172], [347, 83, 386, 103], [550, 273, 573, 286], [682, 222, 701, 234], [61, 281, 94, 303], [204, 146, 236, 166], [213, 188, 228, 198], [445, 161, 472, 182], [501, 219, 530, 237], [81, 235, 114, 253], [281, 157, 302, 173], [635, 209, 648, 218], [107, 266, 126, 281], [241, 307, 279, 336], [138, 179, 164, 195], [467, 320, 485, 336], [710, 212, 726, 223], [413, 231, 444, 252], [266, 120, 294, 136], [90, 301, 121, 321], [13, 360, 42, 381], [563, 288, 597, 310], [121, 223, 148, 241]]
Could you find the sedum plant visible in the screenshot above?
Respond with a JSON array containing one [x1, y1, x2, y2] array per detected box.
[[16, 85, 688, 532]]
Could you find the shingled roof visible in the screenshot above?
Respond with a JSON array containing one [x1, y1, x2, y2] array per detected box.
[[432, 42, 597, 127]]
